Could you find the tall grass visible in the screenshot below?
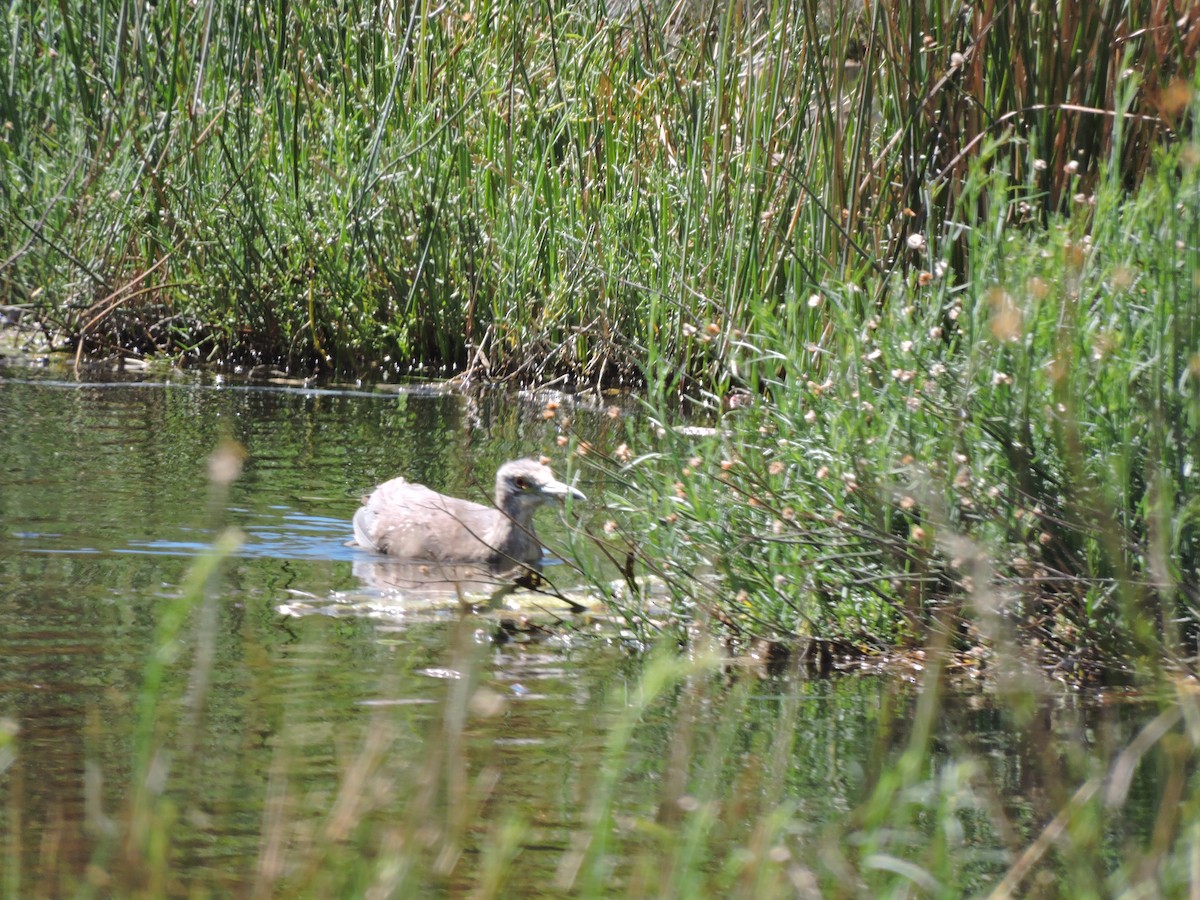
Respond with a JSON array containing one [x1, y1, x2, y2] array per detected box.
[[2, 0, 1194, 382], [574, 114, 1200, 674], [35, 517, 1200, 897], [5, 5, 1200, 890]]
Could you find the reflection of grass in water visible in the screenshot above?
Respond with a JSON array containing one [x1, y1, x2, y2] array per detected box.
[[48, 441, 1200, 898]]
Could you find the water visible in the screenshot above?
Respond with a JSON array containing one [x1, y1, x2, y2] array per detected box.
[[0, 362, 1170, 894]]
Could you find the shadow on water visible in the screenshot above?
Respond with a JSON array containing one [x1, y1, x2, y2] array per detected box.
[[0, 364, 1174, 893]]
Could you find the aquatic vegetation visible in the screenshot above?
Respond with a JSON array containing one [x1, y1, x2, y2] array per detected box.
[[0, 371, 1196, 897], [4, 0, 1195, 673], [579, 148, 1200, 675], [3, 3, 1200, 891], [2, 0, 1194, 384], [52, 530, 1200, 898]]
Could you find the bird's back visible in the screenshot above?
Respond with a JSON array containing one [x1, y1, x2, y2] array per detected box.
[[353, 476, 524, 563]]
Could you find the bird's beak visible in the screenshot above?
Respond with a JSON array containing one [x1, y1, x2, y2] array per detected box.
[[542, 479, 587, 502]]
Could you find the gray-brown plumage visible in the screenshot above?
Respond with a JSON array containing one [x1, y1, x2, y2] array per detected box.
[[352, 459, 585, 567]]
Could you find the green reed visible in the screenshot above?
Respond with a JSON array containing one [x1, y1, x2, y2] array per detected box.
[[4, 1, 1191, 382], [585, 121, 1198, 677], [4, 7, 1200, 888]]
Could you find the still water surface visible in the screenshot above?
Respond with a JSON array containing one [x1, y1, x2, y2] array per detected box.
[[0, 363, 1164, 893]]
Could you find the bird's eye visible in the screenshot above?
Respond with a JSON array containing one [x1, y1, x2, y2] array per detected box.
[[514, 476, 529, 490]]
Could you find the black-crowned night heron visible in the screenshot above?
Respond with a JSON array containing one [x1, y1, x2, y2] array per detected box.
[[352, 458, 585, 567]]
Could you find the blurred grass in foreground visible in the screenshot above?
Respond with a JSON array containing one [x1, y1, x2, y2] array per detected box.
[[3, 3, 1200, 891], [24, 460, 1200, 896]]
